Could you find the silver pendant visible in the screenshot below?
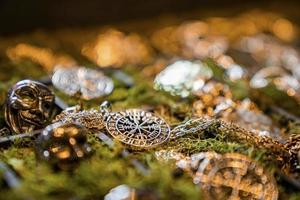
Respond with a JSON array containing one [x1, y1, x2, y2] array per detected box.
[[52, 66, 114, 100], [105, 109, 171, 148]]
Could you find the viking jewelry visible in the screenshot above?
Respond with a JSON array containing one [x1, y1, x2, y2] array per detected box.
[[0, 123, 149, 174], [35, 122, 92, 170], [154, 60, 213, 97], [4, 80, 55, 134], [105, 109, 170, 149], [156, 151, 278, 200], [171, 118, 297, 170], [54, 100, 300, 173], [52, 66, 114, 100], [55, 101, 171, 149]]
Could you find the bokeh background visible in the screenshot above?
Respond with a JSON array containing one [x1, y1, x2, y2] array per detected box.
[[1, 0, 300, 35]]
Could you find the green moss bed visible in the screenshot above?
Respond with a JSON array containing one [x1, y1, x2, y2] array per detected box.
[[0, 24, 300, 200]]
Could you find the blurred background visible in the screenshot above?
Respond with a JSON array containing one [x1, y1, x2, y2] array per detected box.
[[1, 0, 300, 35]]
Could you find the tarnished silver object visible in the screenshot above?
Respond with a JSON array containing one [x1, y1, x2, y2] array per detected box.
[[4, 80, 55, 134], [105, 109, 171, 149], [54, 102, 300, 172], [192, 153, 278, 200], [54, 105, 106, 131], [154, 60, 213, 97], [52, 66, 114, 100], [35, 122, 92, 170], [55, 102, 171, 149], [156, 151, 278, 200], [170, 117, 299, 171]]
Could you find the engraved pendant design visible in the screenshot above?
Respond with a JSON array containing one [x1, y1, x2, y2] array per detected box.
[[105, 109, 171, 148]]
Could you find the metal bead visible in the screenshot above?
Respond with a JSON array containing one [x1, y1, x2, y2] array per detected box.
[[35, 122, 92, 170], [4, 80, 55, 134]]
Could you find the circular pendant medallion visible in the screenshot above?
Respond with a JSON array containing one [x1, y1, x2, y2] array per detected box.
[[192, 153, 278, 200], [105, 109, 170, 148]]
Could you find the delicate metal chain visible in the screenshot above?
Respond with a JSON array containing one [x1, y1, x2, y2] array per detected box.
[[54, 106, 298, 171], [54, 107, 106, 130], [171, 117, 293, 169], [170, 118, 216, 139]]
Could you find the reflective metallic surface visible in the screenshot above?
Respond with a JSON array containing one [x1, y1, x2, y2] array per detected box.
[[105, 109, 171, 148], [154, 60, 212, 97], [156, 151, 278, 200], [52, 66, 114, 100], [35, 122, 92, 170], [4, 80, 55, 134], [54, 106, 106, 131], [192, 153, 278, 200]]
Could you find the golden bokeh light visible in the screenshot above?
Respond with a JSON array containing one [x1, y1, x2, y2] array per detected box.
[[6, 43, 76, 72], [81, 29, 153, 68], [272, 18, 295, 42]]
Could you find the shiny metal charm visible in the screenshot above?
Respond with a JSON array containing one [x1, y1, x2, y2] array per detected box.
[[4, 80, 55, 134], [154, 60, 212, 97], [35, 122, 92, 170], [52, 66, 114, 100], [105, 109, 171, 148]]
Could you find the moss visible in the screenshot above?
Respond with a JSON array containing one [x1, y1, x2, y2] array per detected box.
[[0, 29, 299, 200]]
